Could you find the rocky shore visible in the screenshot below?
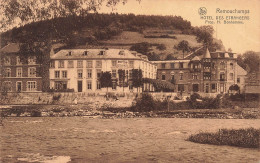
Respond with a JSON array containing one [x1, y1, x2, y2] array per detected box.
[[0, 105, 259, 119]]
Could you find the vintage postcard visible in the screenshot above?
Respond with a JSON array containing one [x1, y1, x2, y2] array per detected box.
[[0, 0, 259, 162]]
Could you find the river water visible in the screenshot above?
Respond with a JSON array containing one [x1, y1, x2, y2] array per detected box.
[[0, 117, 259, 163]]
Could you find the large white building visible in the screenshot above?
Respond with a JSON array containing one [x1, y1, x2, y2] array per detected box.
[[49, 49, 157, 92]]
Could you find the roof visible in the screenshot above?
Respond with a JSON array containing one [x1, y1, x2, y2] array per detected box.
[[237, 65, 247, 76], [0, 43, 20, 53], [202, 48, 211, 58], [191, 56, 201, 61], [51, 49, 149, 61]]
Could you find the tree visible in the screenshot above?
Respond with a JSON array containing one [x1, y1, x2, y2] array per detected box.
[[130, 42, 151, 55], [100, 71, 112, 93], [176, 40, 190, 59], [165, 54, 177, 60], [132, 69, 143, 93], [243, 51, 260, 72], [194, 25, 214, 47]]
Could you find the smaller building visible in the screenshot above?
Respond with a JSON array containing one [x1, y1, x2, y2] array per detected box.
[[0, 43, 42, 92], [236, 65, 247, 93]]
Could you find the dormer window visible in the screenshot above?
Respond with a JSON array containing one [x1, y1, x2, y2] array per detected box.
[[219, 53, 224, 58], [119, 50, 124, 55], [99, 50, 105, 55], [229, 53, 233, 58], [68, 51, 72, 56], [83, 51, 88, 56]]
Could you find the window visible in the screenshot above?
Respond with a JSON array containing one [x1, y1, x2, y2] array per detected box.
[[87, 81, 92, 90], [87, 69, 92, 78], [179, 73, 183, 80], [162, 74, 166, 80], [68, 61, 74, 68], [28, 56, 36, 64], [178, 84, 184, 92], [220, 53, 224, 58], [237, 78, 240, 83], [96, 81, 101, 90], [4, 57, 11, 65], [170, 63, 175, 69], [86, 61, 92, 68], [192, 74, 198, 80], [62, 71, 67, 78], [96, 69, 101, 79], [211, 83, 216, 90], [161, 63, 166, 69], [68, 51, 72, 56], [55, 71, 60, 78], [83, 51, 88, 56], [220, 62, 225, 69], [28, 67, 36, 77], [77, 60, 83, 68], [193, 84, 199, 92], [16, 67, 22, 77], [58, 60, 64, 68], [27, 81, 37, 91], [112, 69, 116, 78], [204, 62, 211, 69], [4, 68, 11, 77], [179, 63, 183, 69], [203, 72, 211, 80], [229, 73, 234, 80], [129, 61, 134, 68], [230, 63, 233, 70], [17, 56, 22, 65], [96, 61, 102, 68], [50, 61, 55, 68], [78, 69, 83, 78], [99, 51, 105, 55], [112, 60, 117, 67], [229, 53, 233, 58], [220, 72, 225, 81], [112, 82, 117, 90], [3, 81, 12, 91]]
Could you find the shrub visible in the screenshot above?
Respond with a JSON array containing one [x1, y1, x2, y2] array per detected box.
[[52, 94, 61, 101], [188, 128, 260, 148], [31, 110, 42, 117], [132, 93, 162, 112]]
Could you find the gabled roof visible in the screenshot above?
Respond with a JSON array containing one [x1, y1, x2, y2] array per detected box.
[[51, 49, 149, 61], [237, 65, 247, 76], [191, 56, 201, 61], [0, 43, 20, 53]]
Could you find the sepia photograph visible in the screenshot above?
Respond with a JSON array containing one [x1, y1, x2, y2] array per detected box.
[[0, 0, 259, 162]]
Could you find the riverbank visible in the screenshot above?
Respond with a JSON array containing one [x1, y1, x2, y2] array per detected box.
[[0, 104, 259, 119]]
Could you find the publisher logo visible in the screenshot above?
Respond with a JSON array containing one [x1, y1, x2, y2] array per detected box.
[[198, 7, 207, 15]]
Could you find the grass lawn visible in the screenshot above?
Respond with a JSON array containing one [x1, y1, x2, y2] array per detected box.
[[188, 128, 260, 148]]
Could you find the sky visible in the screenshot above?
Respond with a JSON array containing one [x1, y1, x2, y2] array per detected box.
[[99, 0, 260, 54]]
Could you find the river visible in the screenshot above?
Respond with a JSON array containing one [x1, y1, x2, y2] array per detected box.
[[0, 117, 259, 163]]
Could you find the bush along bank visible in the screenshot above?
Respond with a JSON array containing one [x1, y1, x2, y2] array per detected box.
[[0, 93, 259, 119], [188, 128, 260, 149]]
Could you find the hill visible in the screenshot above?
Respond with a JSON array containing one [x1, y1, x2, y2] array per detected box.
[[0, 13, 224, 60]]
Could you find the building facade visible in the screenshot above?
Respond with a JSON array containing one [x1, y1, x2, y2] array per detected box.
[[0, 43, 43, 92], [49, 49, 157, 92], [153, 49, 239, 94]]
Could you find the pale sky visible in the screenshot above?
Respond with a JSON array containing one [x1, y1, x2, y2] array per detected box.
[[99, 0, 260, 54]]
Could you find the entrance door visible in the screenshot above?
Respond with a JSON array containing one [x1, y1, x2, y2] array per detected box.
[[220, 84, 224, 93], [16, 82, 22, 92], [78, 81, 82, 92], [205, 84, 209, 93]]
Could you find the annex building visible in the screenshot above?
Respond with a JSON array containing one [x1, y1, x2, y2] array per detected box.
[[153, 49, 245, 94], [49, 49, 157, 92], [0, 43, 42, 92]]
